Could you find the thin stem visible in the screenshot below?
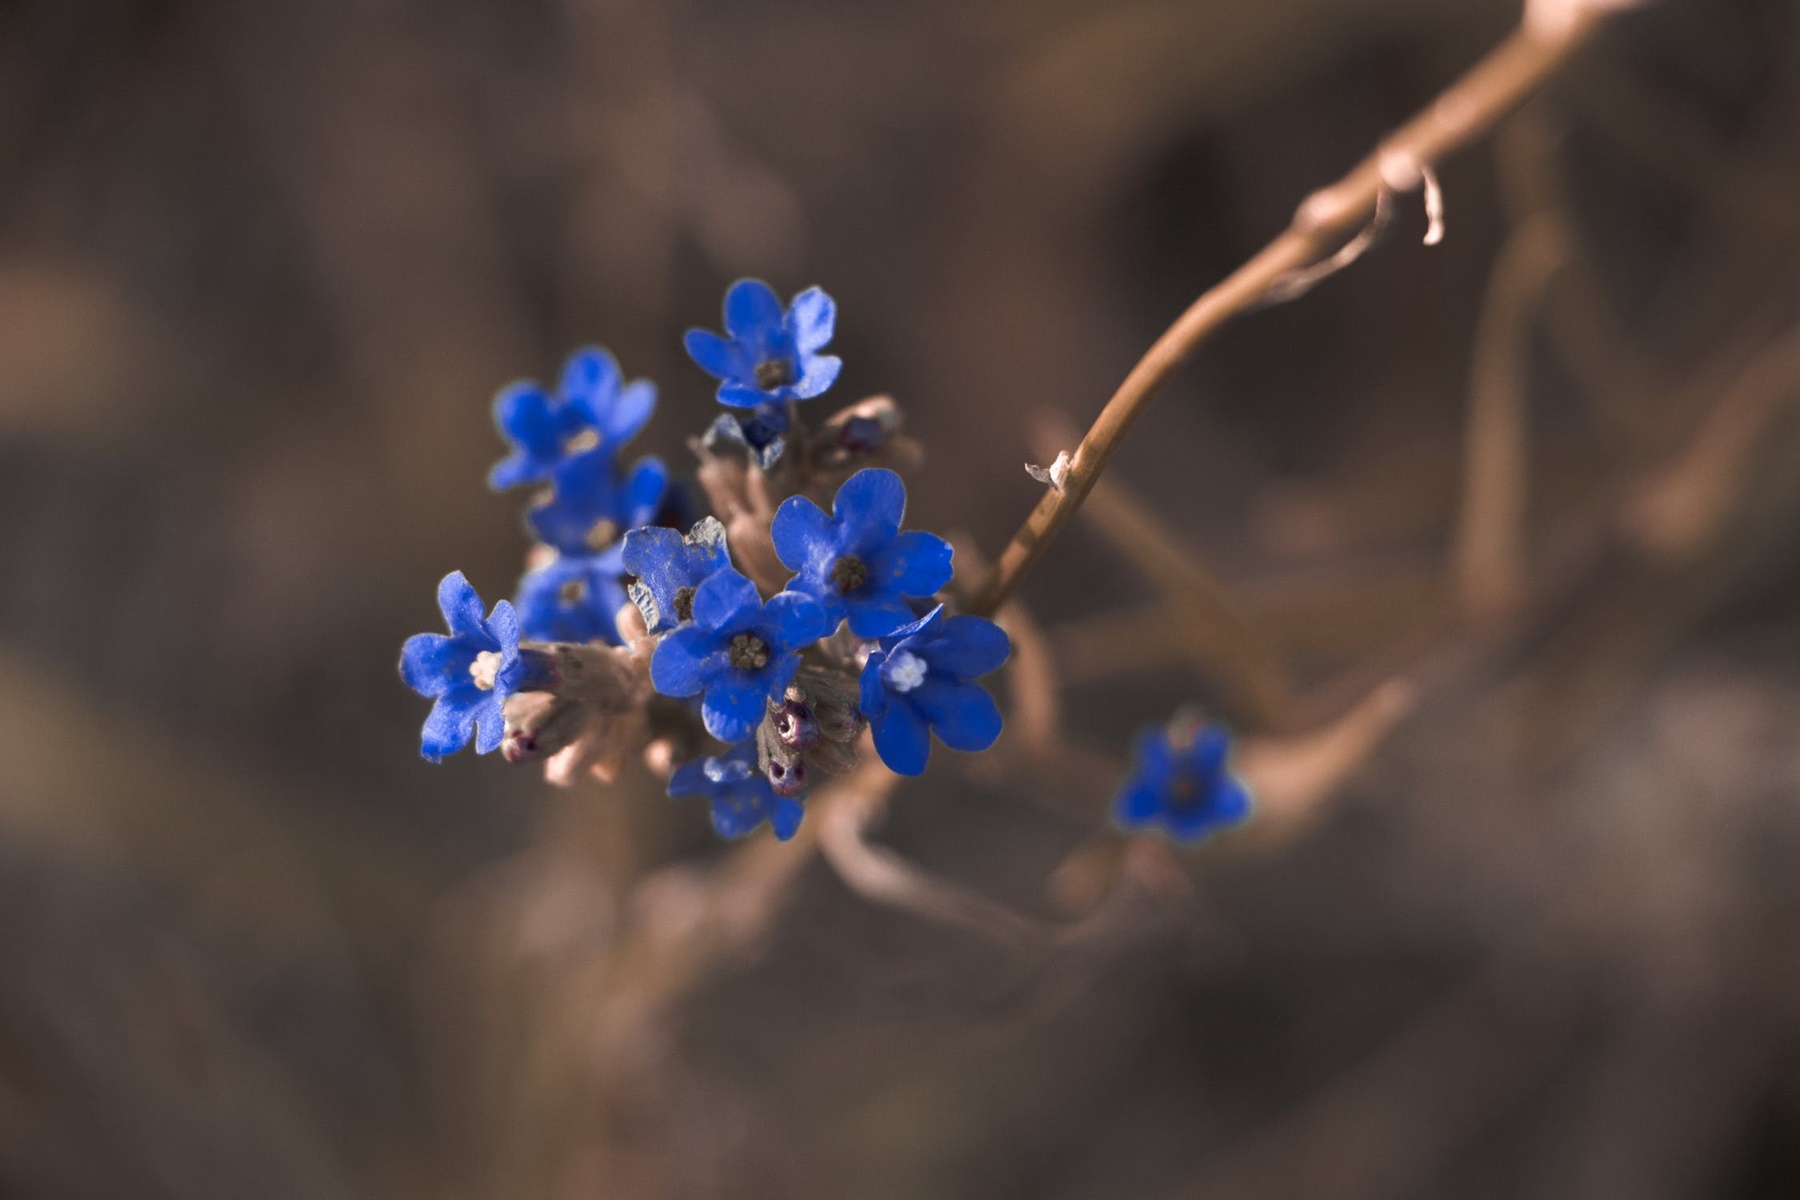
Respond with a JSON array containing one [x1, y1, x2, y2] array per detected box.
[[966, 8, 1623, 618]]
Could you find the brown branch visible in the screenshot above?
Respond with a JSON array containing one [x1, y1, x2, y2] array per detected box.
[[966, 5, 1629, 619]]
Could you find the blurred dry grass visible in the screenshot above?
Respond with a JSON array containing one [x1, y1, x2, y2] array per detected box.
[[3, 0, 1800, 1197]]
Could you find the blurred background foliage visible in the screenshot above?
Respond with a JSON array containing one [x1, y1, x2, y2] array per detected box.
[[3, 0, 1800, 1196]]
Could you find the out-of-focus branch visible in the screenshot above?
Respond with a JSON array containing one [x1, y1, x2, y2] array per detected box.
[[967, 2, 1635, 618], [1454, 214, 1569, 623]]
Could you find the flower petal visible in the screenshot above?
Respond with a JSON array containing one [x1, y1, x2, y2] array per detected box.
[[872, 530, 954, 599], [870, 701, 931, 776], [603, 379, 657, 447], [420, 692, 478, 761], [1189, 724, 1231, 776], [724, 278, 784, 340], [650, 625, 721, 697], [437, 571, 490, 639], [684, 328, 744, 381], [832, 468, 906, 549], [717, 382, 771, 410], [790, 353, 841, 400], [918, 614, 1011, 679], [769, 796, 805, 840], [560, 346, 621, 412], [858, 653, 891, 719], [399, 633, 462, 698], [786, 287, 836, 354], [702, 678, 768, 743], [770, 494, 839, 573], [763, 591, 832, 650], [844, 597, 913, 638], [622, 456, 669, 528], [912, 681, 1003, 753], [472, 692, 508, 754], [692, 568, 762, 631], [1115, 781, 1164, 826]]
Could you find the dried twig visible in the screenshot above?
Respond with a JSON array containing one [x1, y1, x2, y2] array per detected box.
[[967, 4, 1635, 618]]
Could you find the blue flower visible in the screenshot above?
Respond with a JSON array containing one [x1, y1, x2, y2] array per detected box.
[[515, 547, 629, 645], [771, 468, 954, 637], [668, 741, 804, 840], [683, 279, 842, 409], [703, 403, 791, 470], [857, 604, 1008, 776], [489, 347, 656, 491], [528, 452, 668, 555], [1114, 723, 1251, 841], [621, 516, 731, 633], [400, 572, 545, 761], [649, 568, 831, 742]]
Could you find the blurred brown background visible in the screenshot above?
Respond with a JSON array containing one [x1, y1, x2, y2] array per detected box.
[[4, 0, 1800, 1196]]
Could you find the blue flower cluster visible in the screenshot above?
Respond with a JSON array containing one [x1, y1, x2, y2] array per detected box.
[[399, 280, 1012, 842], [1114, 721, 1252, 842]]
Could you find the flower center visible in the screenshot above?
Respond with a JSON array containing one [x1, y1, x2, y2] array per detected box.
[[563, 428, 600, 456], [728, 632, 771, 670], [558, 579, 587, 606], [673, 585, 697, 622], [755, 358, 792, 390], [470, 650, 504, 690], [830, 554, 869, 594], [584, 519, 620, 552], [886, 650, 927, 693]]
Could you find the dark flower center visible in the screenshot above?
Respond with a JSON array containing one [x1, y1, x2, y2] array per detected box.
[[729, 632, 771, 670], [673, 586, 697, 623], [830, 554, 868, 594], [585, 519, 620, 552], [755, 358, 792, 390], [558, 579, 587, 606]]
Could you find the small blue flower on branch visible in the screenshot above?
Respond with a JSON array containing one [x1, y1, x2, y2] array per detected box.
[[649, 568, 832, 743], [771, 468, 953, 637], [668, 741, 804, 840], [528, 452, 668, 555], [858, 604, 1009, 776], [489, 347, 656, 491], [1114, 721, 1251, 841], [684, 279, 841, 409], [400, 572, 555, 761], [515, 548, 630, 645], [703, 403, 791, 470], [621, 516, 731, 633]]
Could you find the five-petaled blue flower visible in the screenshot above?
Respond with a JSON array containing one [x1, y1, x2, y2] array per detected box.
[[514, 548, 629, 645], [529, 452, 668, 556], [489, 347, 656, 491], [668, 741, 804, 841], [1114, 722, 1251, 841], [649, 568, 832, 742], [622, 516, 731, 633], [400, 572, 548, 761], [684, 279, 841, 409], [858, 604, 1009, 776], [772, 468, 954, 637]]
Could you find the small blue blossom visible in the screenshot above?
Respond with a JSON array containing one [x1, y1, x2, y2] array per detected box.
[[649, 568, 832, 742], [489, 347, 656, 491], [528, 452, 668, 555], [400, 572, 548, 761], [772, 468, 954, 637], [703, 403, 791, 470], [515, 547, 629, 645], [683, 279, 842, 409], [1114, 722, 1251, 841], [857, 604, 1009, 776], [621, 516, 731, 633], [668, 741, 804, 840]]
